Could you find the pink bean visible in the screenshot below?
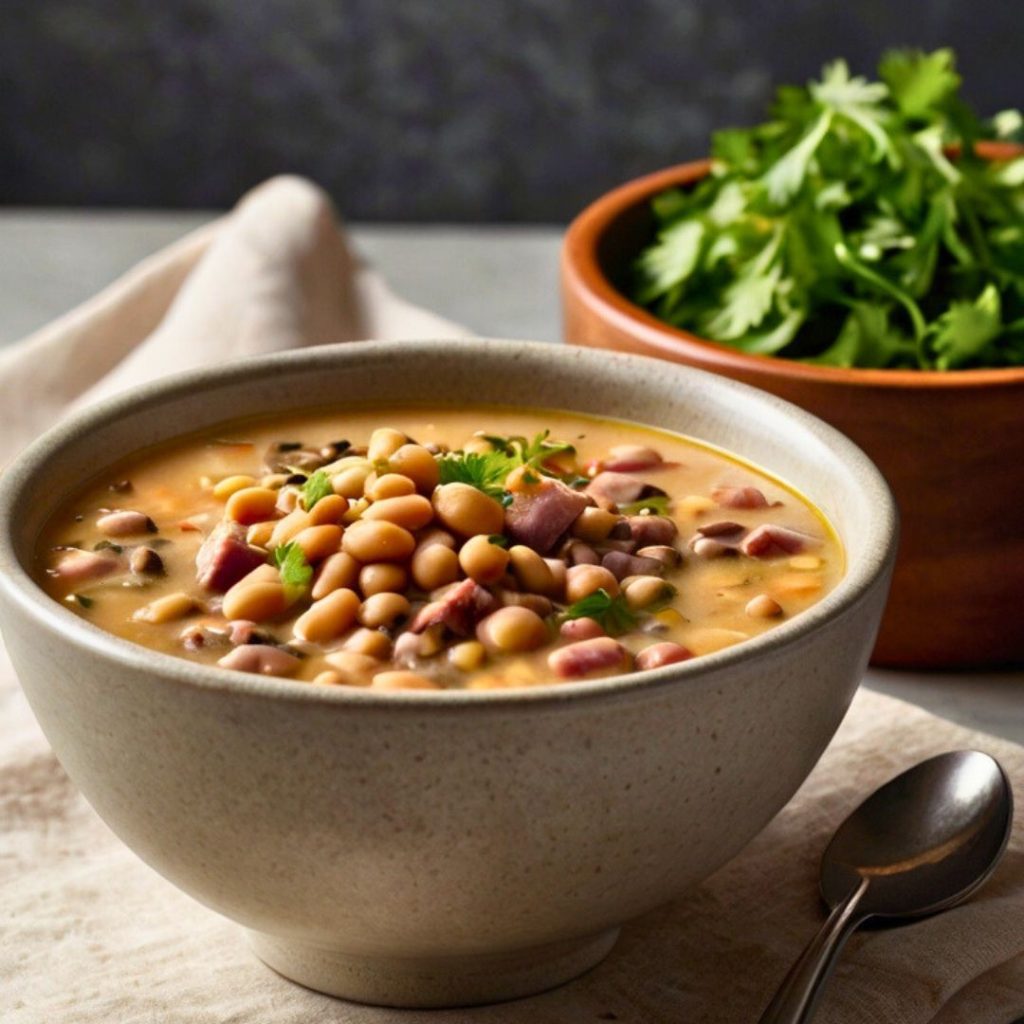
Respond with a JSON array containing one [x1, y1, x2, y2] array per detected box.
[[635, 642, 693, 671], [217, 644, 300, 677]]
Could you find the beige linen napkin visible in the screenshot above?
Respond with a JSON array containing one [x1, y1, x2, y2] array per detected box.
[[2, 177, 1022, 1023]]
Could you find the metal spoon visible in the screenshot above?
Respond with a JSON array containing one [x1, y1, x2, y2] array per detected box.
[[757, 749, 1013, 1024]]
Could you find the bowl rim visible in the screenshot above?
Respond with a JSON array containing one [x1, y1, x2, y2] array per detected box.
[[562, 142, 1024, 391], [0, 338, 897, 710]]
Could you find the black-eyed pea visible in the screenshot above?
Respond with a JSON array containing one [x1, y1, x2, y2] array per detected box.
[[359, 562, 408, 596], [570, 507, 619, 543], [312, 551, 360, 600], [342, 520, 416, 562], [691, 537, 733, 559], [308, 494, 349, 526], [97, 510, 157, 536], [449, 639, 486, 672], [544, 558, 568, 598], [476, 606, 549, 654], [236, 563, 280, 588], [432, 483, 505, 537], [133, 592, 198, 624], [371, 670, 440, 691], [324, 650, 381, 685], [366, 473, 416, 501], [638, 544, 683, 568], [221, 581, 289, 622], [291, 524, 344, 563], [218, 644, 300, 677], [269, 508, 313, 548], [332, 465, 372, 499], [508, 545, 555, 594], [367, 428, 408, 463], [495, 587, 553, 618], [342, 627, 393, 659], [388, 444, 439, 493], [410, 542, 460, 591], [624, 575, 676, 610], [313, 670, 346, 686], [213, 474, 258, 500], [129, 546, 164, 575], [261, 472, 290, 489], [225, 487, 279, 526], [246, 521, 276, 548], [746, 593, 784, 618], [362, 494, 434, 531], [359, 592, 411, 629], [459, 534, 510, 584], [293, 588, 360, 643], [565, 564, 618, 603]]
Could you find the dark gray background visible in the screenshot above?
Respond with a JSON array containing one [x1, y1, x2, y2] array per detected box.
[[2, 1, 1018, 221]]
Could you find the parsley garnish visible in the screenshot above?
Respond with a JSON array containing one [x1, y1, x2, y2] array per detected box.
[[487, 534, 510, 548], [632, 49, 1024, 370], [301, 470, 334, 510], [273, 542, 313, 595], [480, 430, 576, 473], [437, 451, 516, 506], [561, 589, 639, 636], [619, 495, 671, 516]]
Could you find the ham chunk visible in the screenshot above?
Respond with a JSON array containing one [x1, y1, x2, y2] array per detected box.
[[712, 486, 770, 509], [548, 637, 630, 679], [741, 524, 816, 558], [409, 578, 497, 636], [196, 522, 268, 592], [602, 445, 665, 473], [505, 479, 589, 554]]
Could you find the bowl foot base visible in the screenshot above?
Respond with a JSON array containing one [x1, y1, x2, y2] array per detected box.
[[246, 925, 620, 1008]]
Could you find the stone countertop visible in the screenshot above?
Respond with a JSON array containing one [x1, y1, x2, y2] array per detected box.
[[1, 210, 1021, 745]]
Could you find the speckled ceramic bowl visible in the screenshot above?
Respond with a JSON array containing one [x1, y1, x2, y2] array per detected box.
[[0, 340, 896, 1008]]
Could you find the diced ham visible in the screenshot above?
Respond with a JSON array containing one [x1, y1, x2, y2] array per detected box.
[[196, 522, 268, 592], [409, 578, 497, 636], [712, 486, 770, 509], [741, 524, 816, 558], [585, 472, 647, 509], [602, 550, 666, 581], [53, 549, 122, 583], [635, 642, 693, 671], [505, 479, 589, 554], [602, 445, 665, 473], [625, 515, 678, 546], [548, 637, 630, 679]]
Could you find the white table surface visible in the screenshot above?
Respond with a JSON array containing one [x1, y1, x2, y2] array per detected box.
[[2, 210, 1022, 745]]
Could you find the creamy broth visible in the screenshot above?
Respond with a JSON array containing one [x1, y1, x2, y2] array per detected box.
[[36, 406, 843, 690]]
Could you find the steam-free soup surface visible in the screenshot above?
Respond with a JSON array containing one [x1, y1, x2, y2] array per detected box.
[[37, 407, 843, 690]]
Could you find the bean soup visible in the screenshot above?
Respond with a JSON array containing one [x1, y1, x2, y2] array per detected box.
[[36, 407, 843, 690]]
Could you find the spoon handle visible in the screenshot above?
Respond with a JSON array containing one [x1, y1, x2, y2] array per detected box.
[[756, 878, 868, 1024]]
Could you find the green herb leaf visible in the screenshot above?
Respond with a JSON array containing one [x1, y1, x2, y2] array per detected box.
[[273, 541, 313, 594], [562, 589, 639, 636], [487, 534, 510, 548], [619, 495, 671, 516], [437, 450, 516, 504], [73, 593, 94, 609], [479, 430, 576, 472], [879, 48, 960, 119], [927, 284, 1003, 369], [301, 470, 334, 510]]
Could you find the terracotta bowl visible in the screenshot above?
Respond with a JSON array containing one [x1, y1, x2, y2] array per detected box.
[[562, 143, 1024, 669], [0, 340, 895, 1008]]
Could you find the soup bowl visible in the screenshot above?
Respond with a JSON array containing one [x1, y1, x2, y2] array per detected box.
[[0, 339, 896, 1007]]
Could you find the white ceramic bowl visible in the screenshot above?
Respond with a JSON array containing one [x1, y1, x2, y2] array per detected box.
[[0, 340, 896, 1007]]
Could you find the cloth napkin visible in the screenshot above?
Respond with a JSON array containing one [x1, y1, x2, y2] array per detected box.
[[2, 177, 1022, 1024]]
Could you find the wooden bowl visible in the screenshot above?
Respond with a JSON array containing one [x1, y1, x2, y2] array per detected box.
[[562, 144, 1024, 668]]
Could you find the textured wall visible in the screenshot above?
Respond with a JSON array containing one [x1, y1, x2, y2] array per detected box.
[[2, 1, 1018, 220]]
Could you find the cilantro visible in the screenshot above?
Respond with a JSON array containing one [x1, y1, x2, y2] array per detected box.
[[273, 542, 312, 594], [487, 534, 510, 548], [301, 470, 334, 510], [479, 430, 576, 473], [631, 49, 1024, 370], [437, 451, 515, 506], [619, 495, 671, 516], [561, 589, 638, 636]]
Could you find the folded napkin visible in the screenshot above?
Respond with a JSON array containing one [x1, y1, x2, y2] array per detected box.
[[2, 178, 1022, 1024]]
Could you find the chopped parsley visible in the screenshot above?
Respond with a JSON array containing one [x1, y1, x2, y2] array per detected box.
[[273, 541, 313, 594], [301, 470, 334, 510], [437, 451, 516, 506], [487, 534, 510, 548], [561, 589, 639, 636], [632, 49, 1024, 370], [479, 430, 576, 472], [619, 495, 671, 516]]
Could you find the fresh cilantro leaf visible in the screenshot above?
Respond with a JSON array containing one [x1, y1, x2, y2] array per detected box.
[[479, 430, 576, 472], [273, 542, 313, 594], [927, 284, 1003, 369], [619, 495, 671, 516], [301, 470, 334, 510], [562, 589, 638, 636], [879, 48, 960, 119], [635, 219, 705, 303], [437, 450, 515, 504], [487, 534, 510, 548]]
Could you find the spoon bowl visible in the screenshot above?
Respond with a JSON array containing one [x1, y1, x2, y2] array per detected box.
[[759, 750, 1013, 1024]]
